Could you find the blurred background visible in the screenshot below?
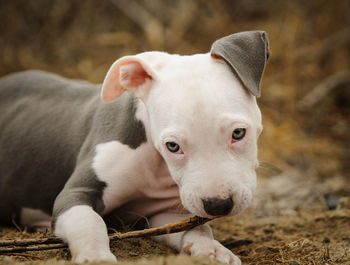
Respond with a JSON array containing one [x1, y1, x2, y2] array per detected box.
[[0, 0, 349, 191], [1, 1, 350, 263]]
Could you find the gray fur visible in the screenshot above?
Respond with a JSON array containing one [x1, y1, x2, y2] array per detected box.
[[0, 70, 146, 226], [210, 31, 270, 97]]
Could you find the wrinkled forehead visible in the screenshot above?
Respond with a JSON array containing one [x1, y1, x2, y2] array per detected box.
[[148, 53, 261, 126]]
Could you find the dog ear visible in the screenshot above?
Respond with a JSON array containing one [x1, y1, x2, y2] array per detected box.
[[101, 56, 157, 102], [210, 31, 270, 97]]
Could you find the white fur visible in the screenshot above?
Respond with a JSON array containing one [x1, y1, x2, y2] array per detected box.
[[92, 140, 182, 217], [149, 211, 241, 265], [141, 53, 261, 217], [54, 205, 116, 263], [182, 234, 241, 265]]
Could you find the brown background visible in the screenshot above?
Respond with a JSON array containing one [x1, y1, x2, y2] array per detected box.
[[0, 1, 349, 264], [0, 0, 349, 178]]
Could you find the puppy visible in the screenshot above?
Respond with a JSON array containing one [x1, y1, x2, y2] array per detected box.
[[0, 31, 269, 264]]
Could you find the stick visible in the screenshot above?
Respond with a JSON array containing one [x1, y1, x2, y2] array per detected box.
[[0, 237, 62, 247], [0, 243, 67, 253], [109, 0, 193, 51], [109, 216, 211, 240], [298, 70, 350, 111], [0, 216, 211, 254], [5, 252, 43, 261], [295, 26, 350, 62]]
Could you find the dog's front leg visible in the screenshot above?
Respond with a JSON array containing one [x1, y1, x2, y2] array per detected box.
[[53, 161, 116, 263], [54, 205, 116, 263], [150, 212, 241, 265]]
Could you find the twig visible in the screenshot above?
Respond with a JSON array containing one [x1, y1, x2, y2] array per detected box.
[[109, 0, 193, 51], [0, 216, 211, 254], [0, 243, 67, 253], [295, 26, 350, 62], [5, 252, 43, 260], [298, 70, 350, 111], [11, 217, 22, 232], [0, 237, 62, 247], [109, 216, 211, 240]]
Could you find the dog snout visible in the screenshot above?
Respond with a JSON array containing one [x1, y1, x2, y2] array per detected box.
[[202, 197, 234, 216]]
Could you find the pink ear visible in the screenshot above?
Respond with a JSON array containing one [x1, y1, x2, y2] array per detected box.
[[101, 57, 154, 102]]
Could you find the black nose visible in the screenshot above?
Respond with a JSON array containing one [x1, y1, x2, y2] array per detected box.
[[202, 197, 234, 216]]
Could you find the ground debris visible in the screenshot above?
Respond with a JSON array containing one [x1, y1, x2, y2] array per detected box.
[[2, 209, 349, 265]]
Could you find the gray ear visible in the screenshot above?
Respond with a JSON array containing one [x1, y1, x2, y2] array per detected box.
[[210, 31, 270, 97]]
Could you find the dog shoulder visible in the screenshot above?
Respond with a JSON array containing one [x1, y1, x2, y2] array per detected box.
[[92, 92, 147, 149]]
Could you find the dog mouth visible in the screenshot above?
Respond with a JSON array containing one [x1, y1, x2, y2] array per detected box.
[[180, 188, 253, 218]]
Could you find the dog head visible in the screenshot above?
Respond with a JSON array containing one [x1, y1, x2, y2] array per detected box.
[[101, 31, 269, 218]]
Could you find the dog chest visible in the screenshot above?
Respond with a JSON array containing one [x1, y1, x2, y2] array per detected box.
[[92, 139, 181, 215]]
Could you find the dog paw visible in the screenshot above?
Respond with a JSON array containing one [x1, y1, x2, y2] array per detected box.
[[73, 249, 117, 264], [183, 237, 241, 265]]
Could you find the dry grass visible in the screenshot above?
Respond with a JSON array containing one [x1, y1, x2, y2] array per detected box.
[[1, 209, 350, 265]]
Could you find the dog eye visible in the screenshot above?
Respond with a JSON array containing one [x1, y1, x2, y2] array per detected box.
[[232, 128, 246, 141], [166, 142, 181, 153]]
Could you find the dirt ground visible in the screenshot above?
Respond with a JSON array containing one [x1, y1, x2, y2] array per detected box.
[[1, 172, 349, 265]]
